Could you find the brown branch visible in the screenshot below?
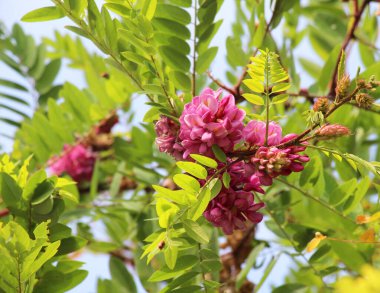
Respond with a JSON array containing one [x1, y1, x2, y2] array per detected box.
[[207, 71, 236, 95], [328, 0, 370, 96]]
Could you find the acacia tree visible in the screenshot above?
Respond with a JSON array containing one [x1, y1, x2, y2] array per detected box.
[[0, 0, 380, 292]]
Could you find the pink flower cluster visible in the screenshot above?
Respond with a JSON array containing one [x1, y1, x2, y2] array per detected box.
[[154, 88, 310, 234], [49, 144, 96, 183]]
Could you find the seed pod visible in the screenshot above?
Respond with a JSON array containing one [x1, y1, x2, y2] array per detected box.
[[356, 93, 374, 109], [313, 97, 330, 114]]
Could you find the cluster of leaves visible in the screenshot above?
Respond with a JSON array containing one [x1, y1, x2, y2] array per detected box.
[[0, 155, 87, 292], [142, 153, 223, 291], [0, 24, 61, 136]]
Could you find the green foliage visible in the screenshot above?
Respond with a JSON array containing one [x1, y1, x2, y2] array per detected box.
[[0, 221, 60, 292], [0, 24, 62, 136]]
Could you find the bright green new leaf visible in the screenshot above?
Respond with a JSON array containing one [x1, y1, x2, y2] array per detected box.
[[183, 219, 209, 244], [243, 93, 265, 105], [190, 154, 218, 169], [176, 162, 207, 179], [21, 7, 65, 22]]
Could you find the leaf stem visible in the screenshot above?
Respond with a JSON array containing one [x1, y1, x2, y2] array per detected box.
[[275, 177, 356, 224], [255, 193, 329, 288]]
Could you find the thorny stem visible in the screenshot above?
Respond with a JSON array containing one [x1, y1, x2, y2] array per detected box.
[[255, 193, 330, 289]]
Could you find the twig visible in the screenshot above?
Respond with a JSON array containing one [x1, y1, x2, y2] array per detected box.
[[275, 178, 356, 224], [207, 71, 236, 94], [255, 193, 330, 289], [328, 0, 370, 96]]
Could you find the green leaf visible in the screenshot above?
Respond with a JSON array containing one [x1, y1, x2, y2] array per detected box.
[[183, 219, 209, 244], [164, 245, 178, 270], [337, 50, 346, 81], [142, 0, 157, 20], [243, 93, 265, 105], [155, 4, 191, 25], [159, 46, 190, 72], [65, 25, 91, 39], [109, 256, 137, 293], [35, 59, 61, 94], [328, 178, 357, 206], [169, 71, 191, 90], [209, 178, 222, 199], [0, 172, 22, 209], [0, 79, 28, 91], [173, 174, 200, 193], [176, 162, 207, 179], [243, 79, 264, 93], [271, 94, 289, 104], [212, 145, 227, 163], [271, 83, 290, 93], [69, 0, 88, 17], [21, 6, 65, 22], [190, 154, 218, 169], [255, 256, 279, 292], [148, 255, 198, 282], [191, 188, 211, 221], [236, 243, 265, 289], [58, 190, 79, 203], [31, 180, 55, 205], [196, 47, 218, 73], [153, 185, 193, 205], [222, 172, 231, 188], [330, 241, 366, 271], [272, 284, 307, 293]]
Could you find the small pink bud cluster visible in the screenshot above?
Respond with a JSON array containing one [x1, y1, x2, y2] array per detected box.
[[251, 134, 310, 186], [154, 88, 310, 234], [49, 144, 96, 183], [315, 124, 351, 140], [154, 116, 183, 160]]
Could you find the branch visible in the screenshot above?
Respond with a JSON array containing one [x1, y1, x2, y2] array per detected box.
[[328, 0, 370, 96]]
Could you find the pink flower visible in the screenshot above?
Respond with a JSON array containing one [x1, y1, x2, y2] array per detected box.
[[204, 188, 264, 234], [49, 144, 96, 183], [155, 116, 184, 160], [251, 134, 310, 185], [243, 120, 282, 146], [179, 88, 245, 158], [227, 161, 264, 194]]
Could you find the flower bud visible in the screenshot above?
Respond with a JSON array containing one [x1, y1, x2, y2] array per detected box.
[[355, 93, 374, 109], [315, 124, 351, 140], [313, 97, 330, 114], [335, 74, 350, 100]]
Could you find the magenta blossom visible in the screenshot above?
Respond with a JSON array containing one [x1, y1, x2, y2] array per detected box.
[[227, 161, 265, 194], [251, 134, 310, 185], [49, 144, 96, 183], [243, 120, 282, 146], [155, 116, 184, 160], [179, 88, 245, 158], [204, 188, 264, 234]]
